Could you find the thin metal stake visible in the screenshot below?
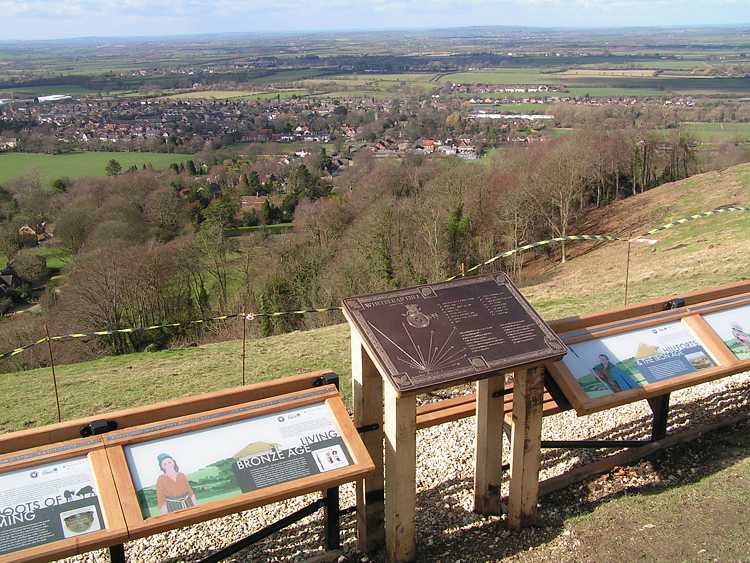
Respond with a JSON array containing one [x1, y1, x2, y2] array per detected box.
[[623, 240, 633, 306], [241, 309, 247, 386], [44, 324, 62, 423]]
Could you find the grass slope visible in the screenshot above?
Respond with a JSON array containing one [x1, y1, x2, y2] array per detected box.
[[1, 163, 750, 432], [523, 161, 750, 318], [549, 421, 750, 562], [0, 152, 193, 187]]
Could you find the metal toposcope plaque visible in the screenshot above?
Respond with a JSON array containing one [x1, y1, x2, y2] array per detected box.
[[343, 274, 567, 394]]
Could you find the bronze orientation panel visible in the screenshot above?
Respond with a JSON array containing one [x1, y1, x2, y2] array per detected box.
[[343, 274, 567, 393]]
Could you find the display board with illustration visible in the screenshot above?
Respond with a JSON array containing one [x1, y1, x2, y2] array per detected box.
[[562, 321, 715, 399], [124, 402, 353, 519], [703, 304, 750, 361], [0, 456, 105, 557]]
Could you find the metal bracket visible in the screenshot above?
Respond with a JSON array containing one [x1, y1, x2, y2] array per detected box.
[[109, 545, 126, 563], [80, 419, 118, 438], [199, 495, 329, 562], [664, 298, 686, 310], [357, 423, 380, 434], [541, 439, 652, 449], [365, 488, 385, 504], [324, 488, 340, 551], [313, 373, 340, 390], [540, 393, 671, 450], [543, 369, 572, 412], [647, 393, 670, 440], [491, 387, 514, 398]]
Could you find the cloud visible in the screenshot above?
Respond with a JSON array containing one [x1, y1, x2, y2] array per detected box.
[[0, 0, 747, 39]]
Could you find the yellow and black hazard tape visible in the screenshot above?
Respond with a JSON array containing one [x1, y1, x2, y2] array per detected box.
[[46, 314, 240, 345], [245, 307, 342, 320], [446, 234, 622, 281], [643, 206, 750, 236], [0, 315, 239, 360], [2, 204, 748, 362], [0, 309, 346, 361], [0, 338, 50, 361]]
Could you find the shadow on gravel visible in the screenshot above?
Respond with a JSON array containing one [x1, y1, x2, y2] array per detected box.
[[154, 383, 749, 563], [536, 382, 750, 475], [407, 384, 750, 562]]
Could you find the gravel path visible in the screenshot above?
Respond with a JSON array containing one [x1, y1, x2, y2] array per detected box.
[[63, 371, 750, 563]]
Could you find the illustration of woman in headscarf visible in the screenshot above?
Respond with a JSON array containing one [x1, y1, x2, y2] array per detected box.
[[594, 353, 640, 392], [156, 453, 197, 514], [731, 324, 750, 353]]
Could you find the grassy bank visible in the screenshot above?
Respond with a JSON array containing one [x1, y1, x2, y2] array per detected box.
[[1, 163, 750, 432], [0, 151, 192, 187]]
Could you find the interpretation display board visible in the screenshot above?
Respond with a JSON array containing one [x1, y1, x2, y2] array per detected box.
[[562, 321, 715, 399], [0, 457, 104, 556], [125, 402, 353, 519], [0, 444, 126, 563], [104, 385, 374, 538], [549, 290, 750, 415], [704, 303, 750, 361], [343, 274, 566, 394]]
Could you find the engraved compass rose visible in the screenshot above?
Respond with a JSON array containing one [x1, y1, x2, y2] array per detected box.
[[368, 320, 466, 373]]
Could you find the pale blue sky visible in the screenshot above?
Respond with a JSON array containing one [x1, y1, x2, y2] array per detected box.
[[0, 0, 748, 41]]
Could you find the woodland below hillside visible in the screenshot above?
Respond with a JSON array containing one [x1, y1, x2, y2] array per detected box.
[[0, 129, 749, 372]]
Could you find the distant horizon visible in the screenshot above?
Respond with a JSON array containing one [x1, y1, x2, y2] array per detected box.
[[2, 0, 749, 42], [3, 22, 750, 45]]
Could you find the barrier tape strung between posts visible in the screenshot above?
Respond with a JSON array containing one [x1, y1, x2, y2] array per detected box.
[[47, 314, 240, 344], [0, 308, 346, 361], [445, 234, 623, 281], [0, 238, 634, 360], [1, 204, 747, 361], [641, 206, 750, 236]]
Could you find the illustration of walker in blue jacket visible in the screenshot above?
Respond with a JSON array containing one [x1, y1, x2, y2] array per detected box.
[[593, 353, 640, 393]]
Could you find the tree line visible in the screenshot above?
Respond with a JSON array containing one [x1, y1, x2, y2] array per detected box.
[[0, 127, 747, 371]]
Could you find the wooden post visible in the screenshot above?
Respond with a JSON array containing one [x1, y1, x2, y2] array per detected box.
[[351, 328, 385, 554], [384, 380, 417, 563], [508, 366, 544, 529], [473, 373, 504, 515]]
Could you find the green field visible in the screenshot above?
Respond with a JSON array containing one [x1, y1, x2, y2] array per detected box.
[[489, 103, 550, 113], [0, 245, 71, 270], [302, 73, 436, 98], [657, 122, 750, 143], [0, 84, 100, 98], [440, 69, 563, 84], [0, 152, 193, 187], [229, 142, 337, 155], [165, 89, 309, 101], [564, 86, 668, 97]]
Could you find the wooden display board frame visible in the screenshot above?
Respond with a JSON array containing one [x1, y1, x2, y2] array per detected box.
[[101, 385, 374, 540], [0, 439, 127, 563], [548, 290, 750, 415]]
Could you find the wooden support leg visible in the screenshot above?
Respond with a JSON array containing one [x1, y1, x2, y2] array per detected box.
[[351, 328, 385, 554], [473, 373, 505, 515], [508, 366, 544, 530], [384, 381, 417, 563]]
